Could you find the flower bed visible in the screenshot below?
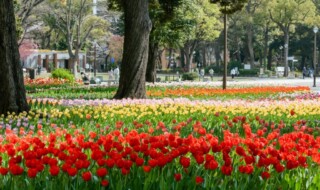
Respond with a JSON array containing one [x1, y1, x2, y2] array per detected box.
[[1, 82, 320, 189], [146, 86, 309, 98], [24, 78, 81, 92], [0, 114, 320, 189], [27, 84, 310, 100]]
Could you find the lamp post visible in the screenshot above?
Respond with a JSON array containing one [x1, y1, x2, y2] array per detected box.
[[284, 43, 288, 76], [94, 43, 97, 77], [223, 13, 227, 90], [313, 26, 318, 87], [90, 41, 97, 77], [279, 46, 283, 65]]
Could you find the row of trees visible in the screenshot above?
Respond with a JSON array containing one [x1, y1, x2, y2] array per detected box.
[[1, 0, 320, 114], [16, 0, 320, 80]]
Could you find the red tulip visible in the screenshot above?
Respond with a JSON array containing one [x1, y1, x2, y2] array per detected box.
[[174, 173, 182, 181], [195, 176, 204, 184], [82, 171, 92, 181], [27, 168, 38, 178], [179, 156, 190, 168], [143, 166, 151, 173], [261, 171, 270, 179], [96, 168, 108, 177], [101, 179, 109, 187], [49, 165, 60, 176]]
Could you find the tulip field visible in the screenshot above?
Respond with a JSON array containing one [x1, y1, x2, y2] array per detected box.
[[1, 78, 320, 189]]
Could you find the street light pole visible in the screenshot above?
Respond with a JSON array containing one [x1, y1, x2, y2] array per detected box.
[[94, 43, 97, 77], [313, 26, 318, 87], [223, 13, 227, 90], [279, 46, 283, 65]]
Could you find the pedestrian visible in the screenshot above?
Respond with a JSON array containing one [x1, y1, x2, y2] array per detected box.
[[209, 68, 214, 81], [114, 67, 120, 83], [303, 67, 307, 79], [108, 70, 114, 80], [195, 68, 199, 75], [231, 68, 236, 79], [200, 68, 205, 79], [37, 66, 41, 75], [80, 72, 90, 85]]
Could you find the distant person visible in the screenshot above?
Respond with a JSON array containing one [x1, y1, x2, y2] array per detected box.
[[37, 66, 41, 75], [114, 67, 120, 83], [195, 68, 199, 75], [80, 72, 90, 85], [303, 67, 307, 79], [231, 68, 236, 79], [108, 70, 114, 80], [209, 68, 214, 81], [309, 68, 314, 78], [200, 68, 205, 79]]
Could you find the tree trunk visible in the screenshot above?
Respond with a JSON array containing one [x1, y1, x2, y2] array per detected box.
[[183, 41, 198, 72], [183, 47, 192, 72], [236, 37, 241, 62], [167, 48, 173, 68], [180, 48, 185, 69], [214, 41, 221, 68], [202, 45, 207, 68], [0, 0, 30, 115], [247, 23, 255, 68], [146, 41, 159, 83], [301, 56, 306, 70], [114, 0, 152, 99], [267, 45, 273, 70], [263, 23, 269, 69], [284, 28, 289, 77]]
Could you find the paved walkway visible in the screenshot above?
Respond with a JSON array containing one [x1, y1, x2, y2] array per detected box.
[[230, 77, 320, 92], [35, 72, 320, 92]]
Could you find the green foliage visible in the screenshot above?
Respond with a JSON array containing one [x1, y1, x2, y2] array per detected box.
[[182, 72, 198, 80], [268, 0, 317, 28], [264, 70, 273, 76], [158, 0, 182, 16], [228, 60, 242, 70], [238, 68, 259, 76], [210, 0, 248, 14], [51, 68, 75, 82], [54, 39, 68, 50]]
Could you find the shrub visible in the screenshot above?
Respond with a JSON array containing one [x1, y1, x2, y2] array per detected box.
[[238, 69, 259, 76], [228, 60, 242, 70], [51, 69, 74, 82], [205, 65, 223, 75], [182, 72, 198, 81], [264, 70, 273, 76]]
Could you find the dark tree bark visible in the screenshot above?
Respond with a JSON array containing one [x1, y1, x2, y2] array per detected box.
[[146, 41, 159, 83], [246, 24, 255, 67], [214, 40, 221, 68], [263, 22, 270, 69], [202, 45, 207, 68], [267, 46, 272, 70], [0, 0, 30, 115], [182, 40, 198, 72], [180, 48, 185, 68], [114, 0, 152, 99]]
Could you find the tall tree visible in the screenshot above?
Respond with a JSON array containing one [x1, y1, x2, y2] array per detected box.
[[210, 0, 248, 89], [179, 0, 221, 72], [111, 0, 182, 97], [0, 0, 29, 115], [268, 0, 317, 76], [243, 0, 261, 68], [113, 0, 152, 99], [17, 0, 45, 24], [142, 0, 185, 82], [49, 0, 108, 75], [15, 0, 47, 45]]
